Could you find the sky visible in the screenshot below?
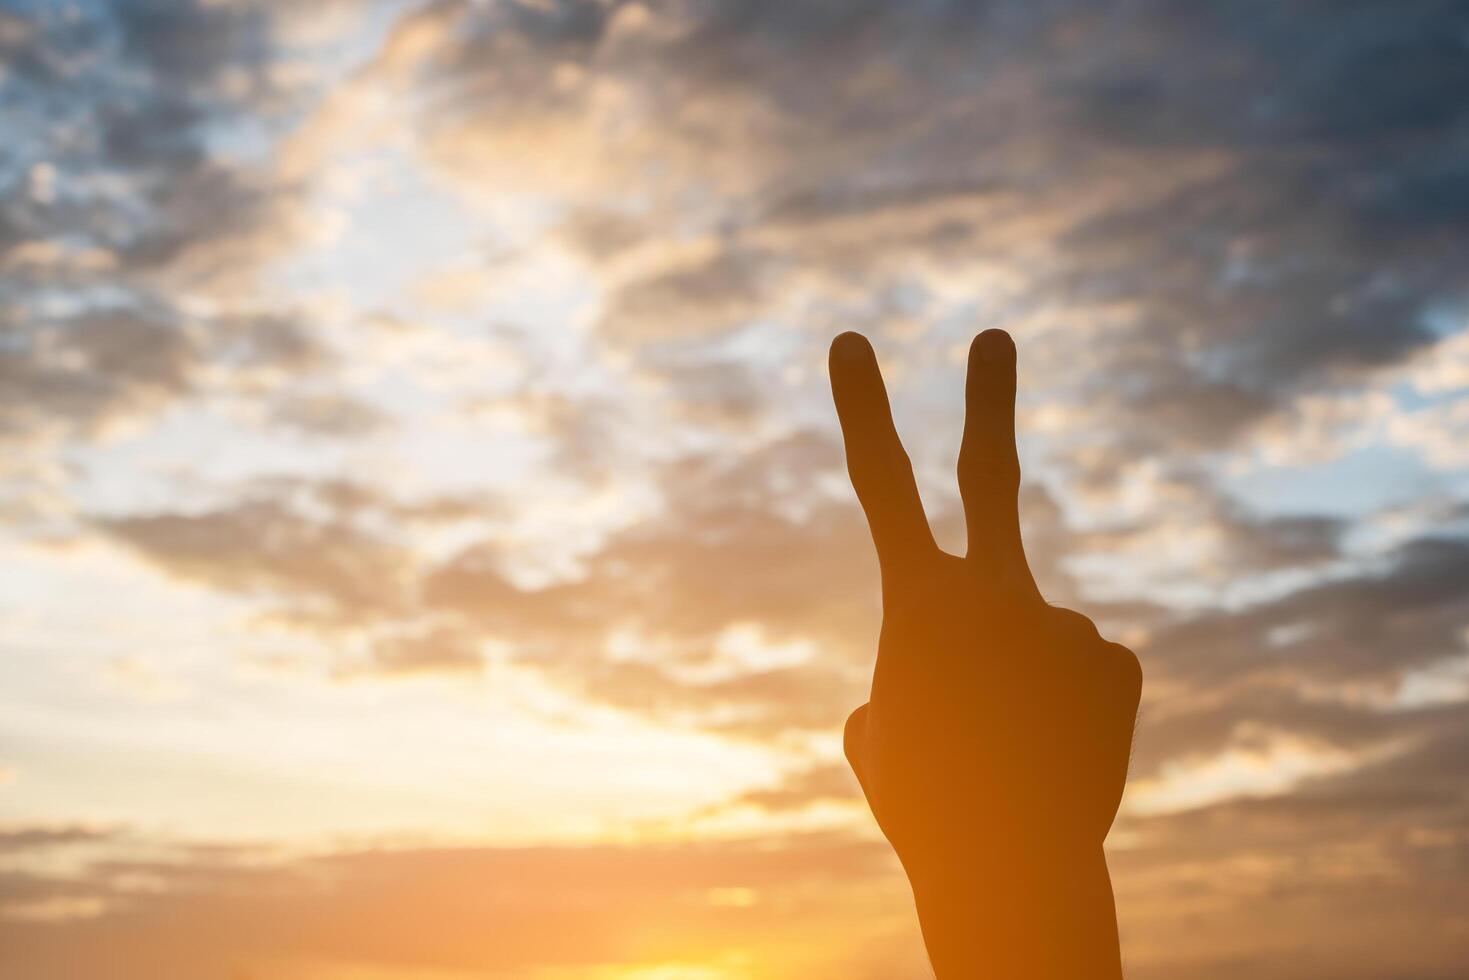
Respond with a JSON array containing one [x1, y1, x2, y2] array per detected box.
[[2, 0, 1469, 977]]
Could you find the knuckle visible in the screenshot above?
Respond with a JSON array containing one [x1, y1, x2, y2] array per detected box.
[[1048, 610, 1143, 697], [958, 452, 1020, 485], [1106, 642, 1144, 694], [1049, 606, 1100, 640]]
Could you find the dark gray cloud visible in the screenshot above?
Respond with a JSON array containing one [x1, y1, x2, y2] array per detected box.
[[0, 1, 316, 455], [1124, 533, 1469, 781], [416, 0, 1468, 468], [1149, 535, 1469, 688], [0, 308, 196, 439], [0, 307, 327, 441], [0, 1, 287, 271]]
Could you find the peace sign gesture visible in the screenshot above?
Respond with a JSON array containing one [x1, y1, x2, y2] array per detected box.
[[830, 329, 1140, 979]]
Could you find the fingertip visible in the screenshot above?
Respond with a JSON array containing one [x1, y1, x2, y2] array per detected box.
[[972, 328, 1016, 367], [830, 331, 874, 367]]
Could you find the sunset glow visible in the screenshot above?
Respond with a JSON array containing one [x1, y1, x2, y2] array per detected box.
[[3, 2, 1469, 978]]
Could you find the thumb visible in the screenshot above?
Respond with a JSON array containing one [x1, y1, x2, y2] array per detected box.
[[844, 703, 872, 789]]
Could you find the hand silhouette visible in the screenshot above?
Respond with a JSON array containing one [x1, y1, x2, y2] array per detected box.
[[830, 329, 1141, 979]]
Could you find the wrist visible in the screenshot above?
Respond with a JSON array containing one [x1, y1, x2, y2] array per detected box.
[[904, 839, 1122, 980]]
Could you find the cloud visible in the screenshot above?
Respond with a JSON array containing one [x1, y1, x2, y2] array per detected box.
[[419, 432, 883, 733], [0, 2, 299, 282], [1113, 704, 1469, 979], [82, 477, 506, 677], [1120, 531, 1469, 801], [265, 390, 390, 437], [400, 0, 1469, 475], [0, 829, 921, 980], [92, 497, 416, 625], [0, 306, 333, 452], [6, 3, 1469, 976], [2, 804, 1467, 980], [597, 244, 778, 344], [0, 0, 334, 487], [721, 762, 862, 814], [0, 825, 114, 855], [361, 623, 485, 676], [1146, 535, 1469, 690], [0, 309, 196, 441]]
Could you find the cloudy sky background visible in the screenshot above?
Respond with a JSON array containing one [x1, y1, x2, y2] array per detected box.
[[2, 1, 1469, 977]]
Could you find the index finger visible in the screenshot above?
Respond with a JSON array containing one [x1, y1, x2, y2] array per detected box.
[[829, 332, 935, 575]]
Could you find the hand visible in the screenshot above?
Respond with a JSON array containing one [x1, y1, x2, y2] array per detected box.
[[829, 329, 1141, 979]]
